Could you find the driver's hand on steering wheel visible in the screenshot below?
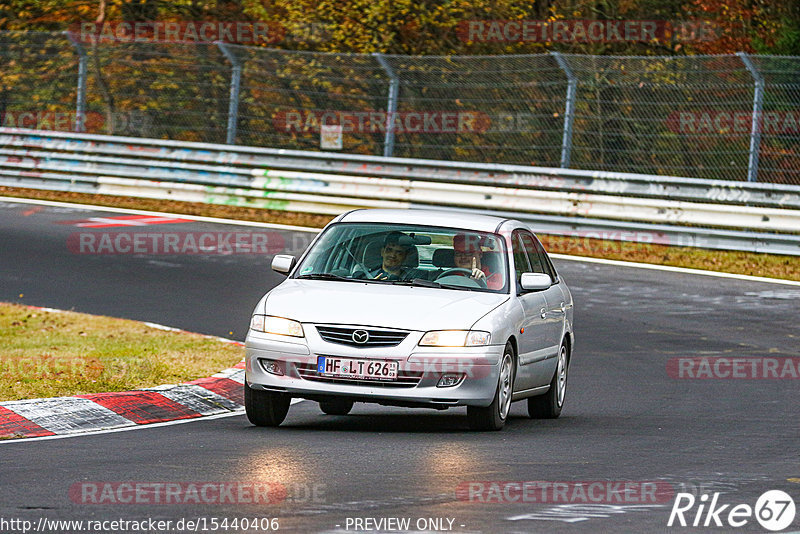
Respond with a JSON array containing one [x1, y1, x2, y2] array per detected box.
[[470, 257, 486, 280]]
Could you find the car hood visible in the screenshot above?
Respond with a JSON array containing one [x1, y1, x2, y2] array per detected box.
[[262, 279, 508, 331]]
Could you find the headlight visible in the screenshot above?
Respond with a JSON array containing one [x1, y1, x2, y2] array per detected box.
[[419, 330, 491, 347], [250, 315, 304, 337]]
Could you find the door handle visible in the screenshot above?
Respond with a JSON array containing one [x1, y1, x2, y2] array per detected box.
[[540, 307, 547, 319], [560, 301, 566, 313]]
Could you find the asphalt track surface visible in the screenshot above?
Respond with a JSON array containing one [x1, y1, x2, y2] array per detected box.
[[1, 199, 799, 533]]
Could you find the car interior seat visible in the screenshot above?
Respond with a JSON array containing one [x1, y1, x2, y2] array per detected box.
[[432, 248, 502, 283], [481, 251, 502, 275], [362, 236, 419, 272], [432, 248, 455, 269]]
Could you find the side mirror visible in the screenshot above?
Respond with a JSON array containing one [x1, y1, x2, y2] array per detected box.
[[271, 254, 296, 275], [520, 273, 552, 291]]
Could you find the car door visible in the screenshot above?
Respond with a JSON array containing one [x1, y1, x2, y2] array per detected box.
[[535, 237, 571, 342], [511, 230, 551, 391], [518, 230, 564, 385]]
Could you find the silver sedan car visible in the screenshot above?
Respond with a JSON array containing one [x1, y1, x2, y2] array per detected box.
[[245, 209, 574, 430]]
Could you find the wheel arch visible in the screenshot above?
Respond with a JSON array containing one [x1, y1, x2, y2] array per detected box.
[[563, 331, 573, 366], [506, 335, 519, 363]]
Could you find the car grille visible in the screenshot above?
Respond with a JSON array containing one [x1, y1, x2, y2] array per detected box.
[[295, 362, 422, 388], [315, 325, 409, 348]]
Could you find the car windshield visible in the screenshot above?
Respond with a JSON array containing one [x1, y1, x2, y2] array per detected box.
[[293, 223, 509, 293]]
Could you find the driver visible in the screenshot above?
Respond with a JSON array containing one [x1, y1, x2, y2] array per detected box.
[[453, 233, 503, 289], [373, 231, 413, 280]]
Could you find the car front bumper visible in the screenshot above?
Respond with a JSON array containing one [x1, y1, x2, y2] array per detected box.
[[244, 329, 504, 408]]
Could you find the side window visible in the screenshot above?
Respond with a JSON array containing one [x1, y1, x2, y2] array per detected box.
[[519, 232, 547, 275], [511, 231, 530, 285], [540, 249, 559, 283], [527, 232, 558, 282]]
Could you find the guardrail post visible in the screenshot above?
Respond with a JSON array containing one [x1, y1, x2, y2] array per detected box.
[[64, 31, 88, 133], [550, 52, 577, 169], [373, 53, 399, 158], [737, 52, 764, 183], [217, 42, 242, 145]]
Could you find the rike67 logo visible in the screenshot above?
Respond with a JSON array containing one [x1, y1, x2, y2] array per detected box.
[[668, 490, 796, 531]]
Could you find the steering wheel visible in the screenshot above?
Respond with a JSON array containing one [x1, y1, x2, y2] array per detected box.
[[436, 268, 474, 279], [351, 265, 372, 279], [435, 268, 488, 288]]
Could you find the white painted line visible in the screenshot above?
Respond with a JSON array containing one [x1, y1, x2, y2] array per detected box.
[[0, 195, 321, 233], [6, 195, 798, 285], [0, 398, 306, 445], [142, 321, 183, 332], [143, 321, 244, 345], [75, 217, 151, 227], [29, 306, 65, 313], [550, 253, 800, 287]]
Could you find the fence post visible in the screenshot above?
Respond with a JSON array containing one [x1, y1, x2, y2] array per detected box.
[[550, 51, 577, 168], [217, 42, 242, 145], [64, 31, 88, 133], [737, 52, 764, 183], [373, 53, 399, 158]]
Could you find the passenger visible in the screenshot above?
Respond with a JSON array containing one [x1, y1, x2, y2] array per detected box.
[[373, 231, 413, 280], [452, 233, 503, 290]]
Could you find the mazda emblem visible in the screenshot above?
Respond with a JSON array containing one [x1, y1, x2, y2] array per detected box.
[[352, 330, 369, 344]]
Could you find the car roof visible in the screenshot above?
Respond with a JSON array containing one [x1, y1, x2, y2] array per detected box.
[[338, 209, 513, 233]]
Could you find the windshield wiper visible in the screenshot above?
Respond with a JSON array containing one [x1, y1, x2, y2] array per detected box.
[[436, 282, 480, 291], [295, 273, 355, 282], [392, 278, 477, 291], [391, 278, 440, 288]]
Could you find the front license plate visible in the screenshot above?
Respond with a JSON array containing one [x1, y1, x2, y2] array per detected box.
[[317, 356, 398, 381]]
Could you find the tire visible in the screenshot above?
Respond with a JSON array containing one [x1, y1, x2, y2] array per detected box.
[[528, 341, 568, 419], [244, 382, 291, 427], [319, 399, 354, 415], [467, 344, 515, 431]]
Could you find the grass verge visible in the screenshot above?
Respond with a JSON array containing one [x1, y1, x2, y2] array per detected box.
[[0, 302, 243, 401], [2, 187, 798, 282]]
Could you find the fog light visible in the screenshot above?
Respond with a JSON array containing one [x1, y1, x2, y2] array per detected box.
[[437, 373, 464, 388], [260, 359, 285, 376]]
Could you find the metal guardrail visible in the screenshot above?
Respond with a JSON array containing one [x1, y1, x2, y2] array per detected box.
[[1, 128, 799, 256]]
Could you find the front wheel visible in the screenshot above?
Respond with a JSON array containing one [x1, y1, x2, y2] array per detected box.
[[467, 344, 515, 431], [528, 342, 568, 419], [245, 382, 291, 427]]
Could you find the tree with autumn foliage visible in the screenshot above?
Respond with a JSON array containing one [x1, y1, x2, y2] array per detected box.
[[1, 0, 798, 55]]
